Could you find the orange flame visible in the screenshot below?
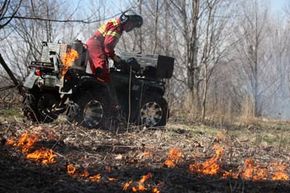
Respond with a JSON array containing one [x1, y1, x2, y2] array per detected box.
[[123, 180, 133, 191], [108, 177, 117, 182], [89, 173, 102, 182], [6, 132, 56, 165], [139, 173, 152, 184], [152, 187, 160, 193], [132, 185, 146, 192], [67, 163, 77, 176], [222, 170, 239, 179], [241, 159, 268, 181], [134, 173, 152, 192], [80, 169, 90, 178], [254, 168, 268, 181], [223, 159, 289, 181], [61, 47, 79, 76], [5, 138, 15, 146], [123, 173, 153, 192], [271, 163, 289, 181], [189, 144, 224, 175], [26, 148, 57, 164], [16, 132, 39, 153], [66, 165, 102, 183], [241, 159, 255, 180], [164, 148, 183, 168]]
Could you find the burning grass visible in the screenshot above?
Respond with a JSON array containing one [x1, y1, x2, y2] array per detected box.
[[0, 120, 289, 193]]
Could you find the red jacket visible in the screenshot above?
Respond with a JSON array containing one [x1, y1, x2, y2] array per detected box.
[[86, 18, 123, 82], [95, 18, 123, 58]]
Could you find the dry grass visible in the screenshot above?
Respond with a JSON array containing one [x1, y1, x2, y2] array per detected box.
[[0, 104, 289, 193]]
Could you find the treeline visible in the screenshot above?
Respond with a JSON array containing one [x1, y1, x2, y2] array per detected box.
[[1, 0, 290, 121]]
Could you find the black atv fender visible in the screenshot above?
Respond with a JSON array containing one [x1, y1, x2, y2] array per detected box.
[[70, 76, 109, 100], [142, 82, 165, 97]]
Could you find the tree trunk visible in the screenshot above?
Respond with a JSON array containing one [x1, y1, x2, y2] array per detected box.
[[187, 0, 201, 112], [201, 67, 208, 120]]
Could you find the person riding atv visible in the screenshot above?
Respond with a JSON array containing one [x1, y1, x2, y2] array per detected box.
[[86, 10, 143, 111]]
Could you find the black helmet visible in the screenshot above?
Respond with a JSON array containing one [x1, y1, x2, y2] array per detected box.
[[120, 10, 143, 28]]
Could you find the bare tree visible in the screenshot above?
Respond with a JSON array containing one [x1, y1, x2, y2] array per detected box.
[[199, 0, 234, 120], [231, 0, 271, 117], [0, 0, 106, 79], [0, 0, 22, 30]]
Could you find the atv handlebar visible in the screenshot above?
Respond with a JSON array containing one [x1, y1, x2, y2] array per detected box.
[[114, 57, 140, 73]]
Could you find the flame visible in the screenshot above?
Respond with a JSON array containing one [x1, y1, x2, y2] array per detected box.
[[222, 170, 239, 179], [5, 138, 15, 146], [5, 131, 289, 191], [241, 159, 255, 180], [254, 168, 268, 181], [26, 148, 57, 164], [271, 163, 289, 181], [61, 47, 79, 76], [123, 180, 133, 191], [89, 173, 102, 182], [223, 159, 289, 181], [164, 148, 183, 168], [164, 160, 175, 168], [132, 185, 146, 192], [108, 177, 117, 182], [134, 173, 152, 192], [80, 169, 90, 178], [67, 163, 77, 176], [5, 132, 56, 165], [152, 187, 160, 193], [189, 144, 224, 175], [66, 165, 102, 182], [123, 173, 153, 192], [16, 132, 38, 152], [139, 173, 152, 184], [241, 159, 268, 181]]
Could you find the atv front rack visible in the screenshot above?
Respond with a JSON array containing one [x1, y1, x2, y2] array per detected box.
[[29, 61, 55, 70]]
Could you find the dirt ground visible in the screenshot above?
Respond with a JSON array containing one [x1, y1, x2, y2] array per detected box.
[[0, 112, 289, 193]]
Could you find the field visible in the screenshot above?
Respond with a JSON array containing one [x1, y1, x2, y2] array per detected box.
[[0, 107, 289, 193]]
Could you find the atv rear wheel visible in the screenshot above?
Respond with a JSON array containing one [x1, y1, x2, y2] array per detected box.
[[138, 96, 168, 127], [73, 90, 110, 128], [23, 92, 58, 123], [37, 93, 58, 122]]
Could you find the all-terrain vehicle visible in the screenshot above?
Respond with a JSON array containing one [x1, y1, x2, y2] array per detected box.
[[22, 40, 174, 128]]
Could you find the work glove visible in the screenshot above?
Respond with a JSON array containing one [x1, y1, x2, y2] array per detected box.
[[126, 57, 140, 72], [112, 55, 125, 69]]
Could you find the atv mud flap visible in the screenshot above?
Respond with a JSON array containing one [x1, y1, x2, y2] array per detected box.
[[23, 69, 38, 89]]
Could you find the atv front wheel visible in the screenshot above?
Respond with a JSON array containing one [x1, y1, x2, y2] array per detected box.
[[138, 96, 168, 127], [73, 90, 110, 128]]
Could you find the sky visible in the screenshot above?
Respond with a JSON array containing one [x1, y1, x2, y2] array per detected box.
[[71, 0, 289, 17], [271, 0, 287, 12]]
